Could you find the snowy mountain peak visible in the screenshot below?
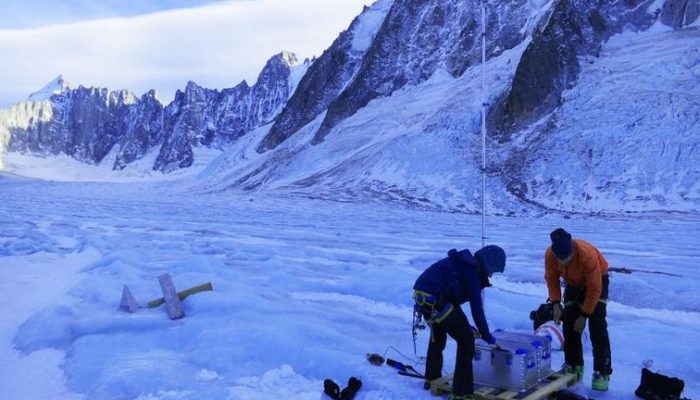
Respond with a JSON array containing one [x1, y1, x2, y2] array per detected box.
[[278, 51, 299, 67], [259, 52, 299, 77], [27, 75, 70, 102], [185, 80, 203, 93]]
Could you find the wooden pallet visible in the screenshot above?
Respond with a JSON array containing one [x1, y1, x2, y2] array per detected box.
[[430, 370, 578, 400]]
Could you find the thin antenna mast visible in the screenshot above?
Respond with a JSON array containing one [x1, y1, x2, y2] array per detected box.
[[480, 0, 487, 248]]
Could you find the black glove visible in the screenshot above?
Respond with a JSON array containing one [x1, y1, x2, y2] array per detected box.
[[573, 314, 587, 333]]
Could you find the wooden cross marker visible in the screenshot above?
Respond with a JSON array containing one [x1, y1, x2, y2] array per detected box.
[[158, 273, 185, 320], [120, 276, 213, 319]]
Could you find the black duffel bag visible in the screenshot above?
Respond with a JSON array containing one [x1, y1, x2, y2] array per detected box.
[[634, 368, 685, 400]]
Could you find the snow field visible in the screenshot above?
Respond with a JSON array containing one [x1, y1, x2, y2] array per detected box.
[[0, 180, 698, 399]]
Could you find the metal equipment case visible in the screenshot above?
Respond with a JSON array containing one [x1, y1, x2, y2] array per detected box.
[[474, 341, 539, 392], [493, 330, 553, 380]]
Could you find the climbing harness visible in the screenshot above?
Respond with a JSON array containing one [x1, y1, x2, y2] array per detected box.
[[412, 290, 454, 355]]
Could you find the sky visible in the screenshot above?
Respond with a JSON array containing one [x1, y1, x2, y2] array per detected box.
[[0, 0, 374, 107]]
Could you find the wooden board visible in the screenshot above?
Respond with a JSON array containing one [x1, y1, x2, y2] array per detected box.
[[430, 370, 578, 400], [158, 273, 185, 320]]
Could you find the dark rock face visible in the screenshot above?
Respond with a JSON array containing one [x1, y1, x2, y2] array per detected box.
[[499, 1, 586, 134], [3, 52, 299, 172], [258, 13, 371, 152], [154, 52, 297, 172], [310, 0, 532, 144], [114, 90, 164, 170], [8, 87, 137, 165], [661, 0, 700, 29], [497, 0, 656, 138], [154, 81, 221, 172]]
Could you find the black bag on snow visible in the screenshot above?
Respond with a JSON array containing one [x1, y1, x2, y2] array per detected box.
[[529, 302, 562, 330], [634, 367, 685, 400]]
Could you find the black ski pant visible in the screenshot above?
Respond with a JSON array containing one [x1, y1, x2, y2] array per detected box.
[[425, 305, 475, 396], [563, 274, 612, 375]]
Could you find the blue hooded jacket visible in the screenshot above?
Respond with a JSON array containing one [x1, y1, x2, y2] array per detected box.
[[413, 246, 506, 344]]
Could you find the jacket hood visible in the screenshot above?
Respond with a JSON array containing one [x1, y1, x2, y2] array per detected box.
[[474, 245, 506, 275]]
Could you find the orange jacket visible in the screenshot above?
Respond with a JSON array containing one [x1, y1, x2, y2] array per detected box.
[[544, 239, 609, 315]]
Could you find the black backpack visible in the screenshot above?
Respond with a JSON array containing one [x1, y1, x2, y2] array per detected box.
[[634, 368, 685, 400], [529, 302, 562, 330]]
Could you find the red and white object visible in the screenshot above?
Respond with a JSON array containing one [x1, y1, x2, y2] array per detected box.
[[535, 321, 565, 351]]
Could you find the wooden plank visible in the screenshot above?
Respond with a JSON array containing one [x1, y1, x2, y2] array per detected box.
[[495, 390, 518, 399], [119, 285, 140, 313], [518, 373, 577, 400], [158, 273, 185, 320], [147, 282, 213, 308], [474, 386, 500, 399], [430, 375, 452, 395], [476, 386, 498, 396], [438, 371, 579, 400]]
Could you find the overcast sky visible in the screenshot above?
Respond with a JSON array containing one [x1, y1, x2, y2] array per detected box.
[[0, 0, 374, 107]]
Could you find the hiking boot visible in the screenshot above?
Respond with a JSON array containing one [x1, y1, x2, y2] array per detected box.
[[563, 364, 584, 382], [592, 371, 610, 391], [447, 395, 475, 400], [323, 379, 340, 400]]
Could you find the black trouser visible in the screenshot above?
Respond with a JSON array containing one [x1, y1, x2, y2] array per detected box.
[[563, 274, 612, 375], [424, 305, 475, 396]]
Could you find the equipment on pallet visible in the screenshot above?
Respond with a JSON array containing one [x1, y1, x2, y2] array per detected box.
[[473, 338, 540, 392], [430, 369, 579, 400], [429, 330, 579, 400], [493, 331, 552, 381]]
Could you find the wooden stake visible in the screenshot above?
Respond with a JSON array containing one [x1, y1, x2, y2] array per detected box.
[[158, 273, 185, 320]]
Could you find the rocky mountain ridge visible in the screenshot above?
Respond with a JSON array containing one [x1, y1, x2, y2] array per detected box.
[[1, 0, 698, 214], [0, 52, 307, 172]]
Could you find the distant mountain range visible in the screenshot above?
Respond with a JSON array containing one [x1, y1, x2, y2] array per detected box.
[[0, 52, 308, 172], [1, 0, 698, 214]]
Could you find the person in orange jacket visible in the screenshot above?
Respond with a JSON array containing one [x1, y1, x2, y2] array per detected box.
[[545, 228, 612, 391]]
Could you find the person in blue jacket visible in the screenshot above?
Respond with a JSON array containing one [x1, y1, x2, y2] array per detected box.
[[413, 245, 506, 400]]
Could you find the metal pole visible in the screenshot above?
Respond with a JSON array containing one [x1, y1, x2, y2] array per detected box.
[[480, 0, 487, 248]]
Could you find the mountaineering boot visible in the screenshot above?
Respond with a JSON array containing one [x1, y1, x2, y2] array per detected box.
[[563, 364, 584, 382], [447, 394, 475, 400], [339, 377, 362, 400], [323, 379, 340, 400], [591, 371, 610, 391]]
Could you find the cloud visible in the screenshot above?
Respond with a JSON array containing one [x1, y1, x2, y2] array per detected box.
[[0, 0, 233, 30], [0, 0, 374, 107]]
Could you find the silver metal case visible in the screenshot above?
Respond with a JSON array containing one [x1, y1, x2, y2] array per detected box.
[[473, 341, 539, 392], [493, 330, 553, 380]]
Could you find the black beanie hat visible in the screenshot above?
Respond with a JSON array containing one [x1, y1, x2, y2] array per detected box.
[[550, 228, 573, 259]]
